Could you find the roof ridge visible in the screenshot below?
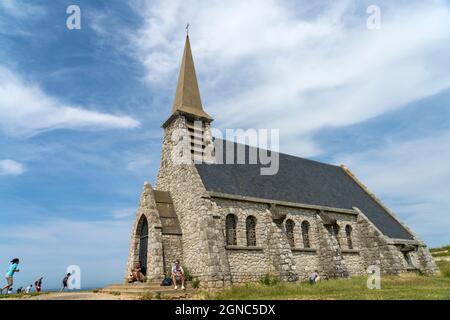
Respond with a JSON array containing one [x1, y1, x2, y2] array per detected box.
[[212, 137, 340, 168]]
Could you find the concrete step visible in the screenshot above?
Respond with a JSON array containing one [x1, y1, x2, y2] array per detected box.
[[101, 283, 196, 296], [102, 287, 193, 293], [101, 288, 195, 295]]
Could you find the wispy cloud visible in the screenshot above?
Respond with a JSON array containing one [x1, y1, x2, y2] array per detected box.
[[336, 132, 450, 246], [130, 0, 450, 157], [0, 66, 140, 137], [0, 0, 46, 18], [0, 159, 25, 176], [112, 208, 136, 220]]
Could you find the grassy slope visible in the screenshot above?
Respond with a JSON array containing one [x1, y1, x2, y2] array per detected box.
[[430, 245, 450, 252], [430, 245, 450, 257], [200, 261, 450, 300]]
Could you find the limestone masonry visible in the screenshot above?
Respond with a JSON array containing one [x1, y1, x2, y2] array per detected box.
[[126, 35, 438, 288]]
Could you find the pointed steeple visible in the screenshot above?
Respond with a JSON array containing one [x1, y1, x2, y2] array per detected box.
[[163, 35, 213, 127]]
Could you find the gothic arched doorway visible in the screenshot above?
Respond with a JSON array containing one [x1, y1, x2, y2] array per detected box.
[[138, 216, 148, 276]]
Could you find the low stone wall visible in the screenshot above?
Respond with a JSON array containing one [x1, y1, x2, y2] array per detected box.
[[342, 252, 365, 276], [291, 250, 320, 280], [226, 248, 269, 283]]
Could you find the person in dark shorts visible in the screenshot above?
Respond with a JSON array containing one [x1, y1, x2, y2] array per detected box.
[[171, 260, 186, 290], [309, 270, 321, 284], [60, 273, 71, 292], [35, 277, 43, 292]]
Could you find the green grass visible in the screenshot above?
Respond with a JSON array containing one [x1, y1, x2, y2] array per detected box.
[[437, 260, 450, 278], [430, 245, 450, 258], [199, 261, 450, 300], [433, 252, 450, 257], [430, 245, 450, 253]]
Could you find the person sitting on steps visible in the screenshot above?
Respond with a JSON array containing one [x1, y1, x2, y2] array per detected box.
[[128, 261, 146, 283], [171, 260, 186, 290]]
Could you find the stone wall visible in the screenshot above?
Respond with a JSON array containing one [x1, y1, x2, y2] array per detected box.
[[277, 207, 320, 280], [162, 234, 183, 275], [415, 246, 439, 275], [125, 182, 165, 282], [156, 115, 231, 287], [211, 198, 371, 284], [213, 198, 272, 283], [226, 249, 268, 282], [356, 208, 407, 275], [128, 115, 438, 288]]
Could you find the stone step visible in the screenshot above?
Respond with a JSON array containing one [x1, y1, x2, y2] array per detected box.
[[101, 283, 196, 296], [104, 284, 163, 289], [101, 288, 195, 295], [103, 286, 189, 292]]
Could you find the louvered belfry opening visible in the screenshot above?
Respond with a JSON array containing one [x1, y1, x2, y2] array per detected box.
[[186, 118, 207, 162]]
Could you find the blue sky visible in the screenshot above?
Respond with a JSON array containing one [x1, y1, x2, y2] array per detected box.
[[1, 0, 450, 289]]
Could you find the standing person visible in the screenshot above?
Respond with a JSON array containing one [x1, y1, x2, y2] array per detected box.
[[35, 277, 43, 292], [1, 258, 20, 295], [171, 260, 186, 290], [60, 273, 71, 292], [25, 284, 33, 293]]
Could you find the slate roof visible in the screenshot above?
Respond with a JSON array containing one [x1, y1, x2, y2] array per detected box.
[[196, 139, 413, 240]]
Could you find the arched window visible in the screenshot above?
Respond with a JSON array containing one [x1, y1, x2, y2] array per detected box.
[[285, 219, 295, 247], [331, 223, 341, 247], [138, 216, 148, 275], [345, 225, 353, 249], [403, 252, 413, 266], [246, 216, 257, 246], [225, 214, 237, 245], [301, 221, 311, 248]]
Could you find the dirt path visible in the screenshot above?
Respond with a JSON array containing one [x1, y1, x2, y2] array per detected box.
[[7, 292, 138, 300]]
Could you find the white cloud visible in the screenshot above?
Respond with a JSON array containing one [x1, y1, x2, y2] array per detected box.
[[336, 132, 450, 247], [127, 156, 152, 173], [0, 0, 46, 18], [112, 208, 136, 219], [0, 159, 25, 176], [0, 66, 140, 137], [129, 0, 450, 157]]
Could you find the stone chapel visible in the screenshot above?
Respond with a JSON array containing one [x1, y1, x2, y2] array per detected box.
[[125, 35, 438, 288]]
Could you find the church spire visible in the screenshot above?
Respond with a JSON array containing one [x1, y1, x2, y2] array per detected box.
[[163, 35, 213, 127]]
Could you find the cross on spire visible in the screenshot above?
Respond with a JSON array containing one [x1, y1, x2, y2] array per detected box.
[[186, 23, 190, 35]]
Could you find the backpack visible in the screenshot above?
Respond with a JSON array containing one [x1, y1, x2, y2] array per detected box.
[[161, 277, 172, 286]]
